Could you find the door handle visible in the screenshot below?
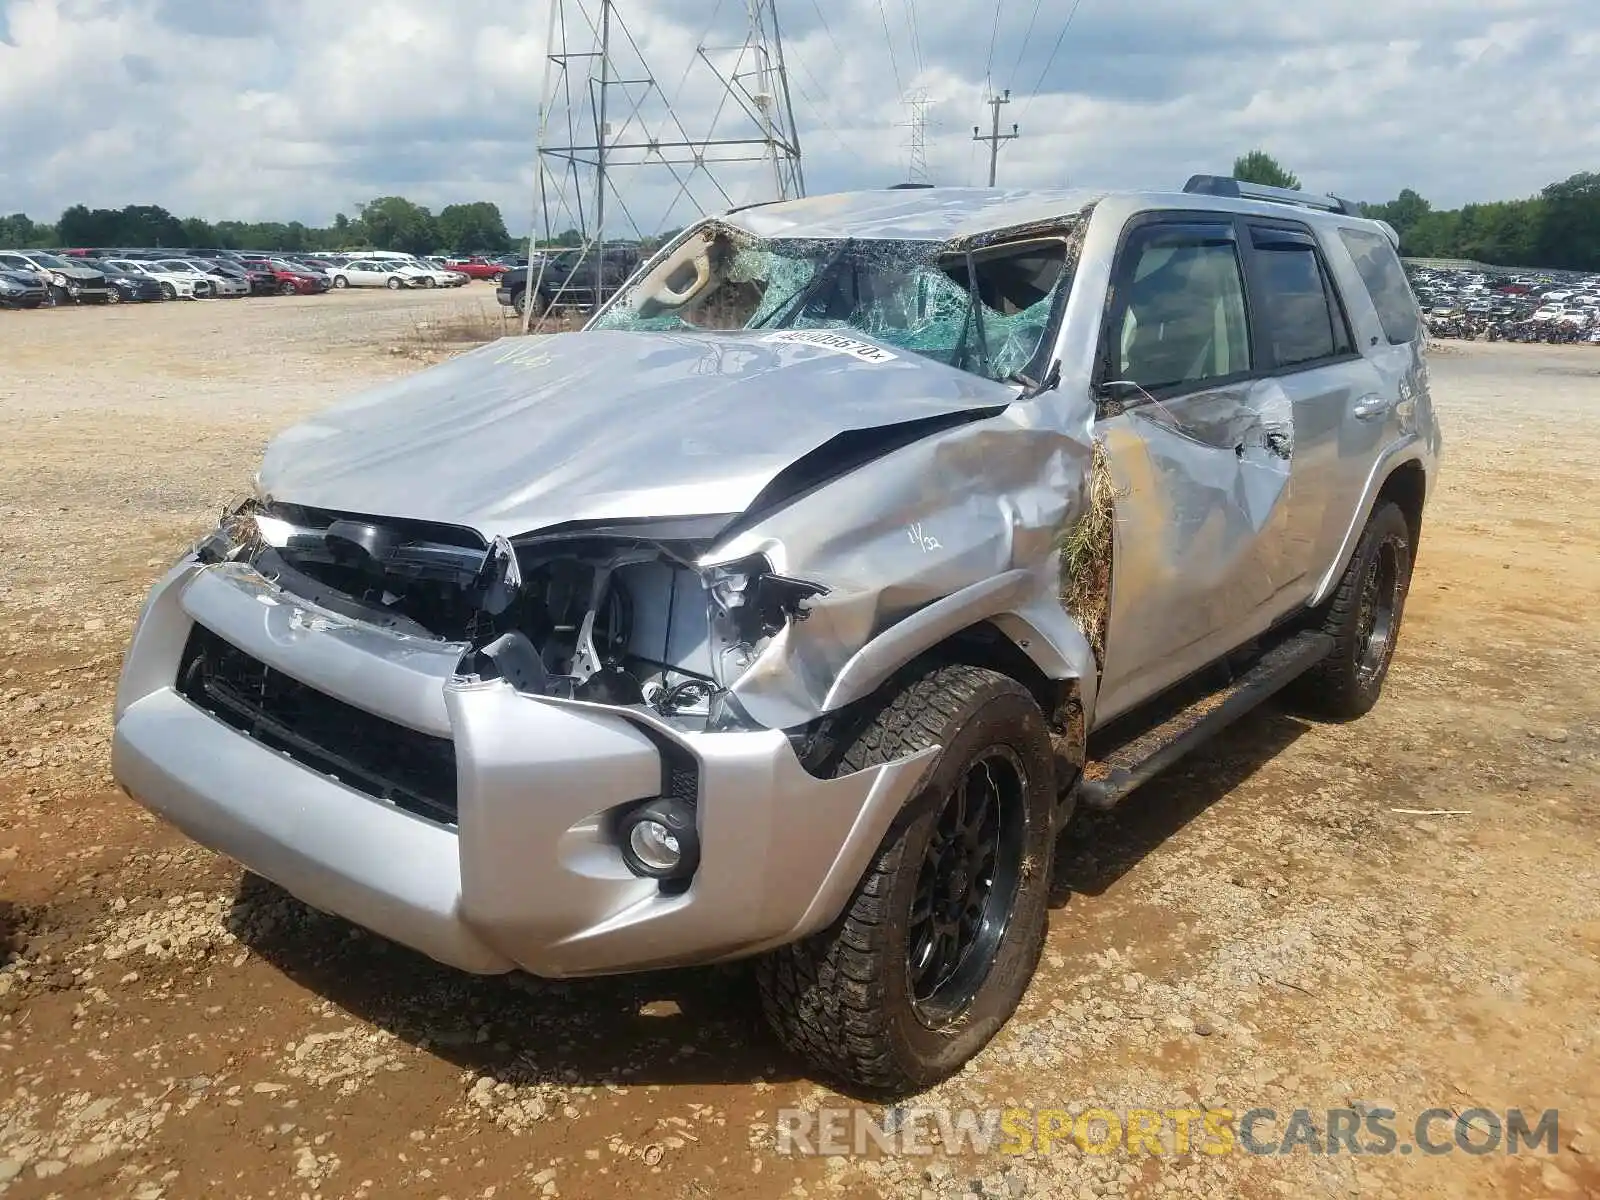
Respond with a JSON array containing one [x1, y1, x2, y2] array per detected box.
[[1352, 394, 1392, 420]]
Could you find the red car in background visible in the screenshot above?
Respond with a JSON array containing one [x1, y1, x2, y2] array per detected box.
[[260, 258, 330, 296], [444, 256, 507, 281]]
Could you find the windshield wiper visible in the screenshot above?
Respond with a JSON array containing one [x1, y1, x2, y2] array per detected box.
[[751, 238, 855, 329], [952, 250, 992, 376]]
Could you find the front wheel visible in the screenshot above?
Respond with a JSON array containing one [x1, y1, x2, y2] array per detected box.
[[757, 664, 1056, 1096], [105, 288, 122, 304], [159, 282, 176, 300], [279, 281, 298, 296], [386, 277, 403, 290], [332, 275, 348, 289], [1288, 500, 1414, 719]]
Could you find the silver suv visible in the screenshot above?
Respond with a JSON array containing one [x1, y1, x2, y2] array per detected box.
[[113, 176, 1440, 1095]]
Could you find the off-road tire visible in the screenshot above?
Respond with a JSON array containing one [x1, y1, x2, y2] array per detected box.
[[1289, 500, 1414, 719], [756, 664, 1056, 1096]]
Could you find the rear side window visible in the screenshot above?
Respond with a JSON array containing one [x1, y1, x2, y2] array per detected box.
[[1248, 231, 1353, 368], [1338, 227, 1421, 344]]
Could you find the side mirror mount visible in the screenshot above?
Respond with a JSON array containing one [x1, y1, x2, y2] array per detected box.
[[1096, 379, 1146, 403]]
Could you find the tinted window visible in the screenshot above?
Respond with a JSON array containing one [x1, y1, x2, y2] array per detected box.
[[1251, 242, 1351, 367], [1339, 227, 1421, 344], [1113, 228, 1251, 391]]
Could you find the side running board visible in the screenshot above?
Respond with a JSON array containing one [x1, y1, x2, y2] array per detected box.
[[1077, 631, 1334, 810]]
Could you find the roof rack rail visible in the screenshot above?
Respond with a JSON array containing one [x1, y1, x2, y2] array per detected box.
[[1182, 174, 1362, 218]]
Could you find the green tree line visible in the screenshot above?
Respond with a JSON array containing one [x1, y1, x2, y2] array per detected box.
[[0, 197, 523, 255], [1233, 150, 1600, 271]]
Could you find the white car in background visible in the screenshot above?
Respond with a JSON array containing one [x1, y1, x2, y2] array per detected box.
[[101, 259, 213, 300], [328, 259, 419, 290], [160, 259, 248, 298], [394, 261, 469, 288]]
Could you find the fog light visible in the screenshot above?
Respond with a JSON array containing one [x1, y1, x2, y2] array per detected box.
[[617, 798, 699, 880]]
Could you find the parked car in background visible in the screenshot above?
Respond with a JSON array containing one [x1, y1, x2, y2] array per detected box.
[[269, 258, 332, 290], [197, 259, 273, 296], [495, 244, 641, 317], [89, 260, 167, 303], [0, 267, 47, 308], [444, 256, 507, 281], [394, 261, 469, 288], [329, 259, 416, 290], [261, 260, 329, 295], [99, 258, 214, 300], [157, 259, 248, 298], [0, 250, 112, 304]]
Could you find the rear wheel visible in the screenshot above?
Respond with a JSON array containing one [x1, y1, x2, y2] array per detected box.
[[757, 664, 1056, 1096], [159, 282, 176, 300], [1288, 500, 1414, 719]]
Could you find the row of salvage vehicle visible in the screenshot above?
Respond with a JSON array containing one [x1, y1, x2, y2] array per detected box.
[[0, 248, 483, 308]]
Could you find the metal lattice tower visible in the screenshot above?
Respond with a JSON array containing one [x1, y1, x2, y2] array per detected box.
[[903, 90, 931, 184], [522, 0, 804, 308]]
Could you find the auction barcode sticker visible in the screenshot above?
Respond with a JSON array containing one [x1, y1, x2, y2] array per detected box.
[[762, 330, 898, 363]]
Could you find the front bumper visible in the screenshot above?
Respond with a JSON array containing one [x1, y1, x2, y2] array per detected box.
[[112, 560, 936, 978]]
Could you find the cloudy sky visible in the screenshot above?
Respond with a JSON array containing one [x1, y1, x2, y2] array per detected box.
[[2, 0, 1596, 235]]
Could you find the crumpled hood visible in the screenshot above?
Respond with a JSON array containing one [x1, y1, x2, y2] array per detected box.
[[258, 328, 1013, 539], [49, 265, 105, 281]]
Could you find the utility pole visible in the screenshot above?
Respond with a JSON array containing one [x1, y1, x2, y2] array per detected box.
[[972, 89, 1018, 187]]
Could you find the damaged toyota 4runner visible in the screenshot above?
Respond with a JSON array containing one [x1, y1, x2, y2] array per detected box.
[[112, 177, 1440, 1095]]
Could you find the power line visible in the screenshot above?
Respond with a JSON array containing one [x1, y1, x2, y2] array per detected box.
[[790, 67, 855, 160], [875, 0, 903, 95], [1017, 0, 1088, 124], [901, 0, 924, 76], [1003, 0, 1046, 92], [805, 0, 847, 69], [983, 0, 1005, 86]]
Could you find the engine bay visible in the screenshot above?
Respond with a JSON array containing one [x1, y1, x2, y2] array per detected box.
[[201, 501, 823, 726]]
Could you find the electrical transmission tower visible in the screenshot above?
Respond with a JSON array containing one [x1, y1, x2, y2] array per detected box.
[[903, 90, 931, 184], [972, 89, 1019, 187], [522, 0, 805, 329]]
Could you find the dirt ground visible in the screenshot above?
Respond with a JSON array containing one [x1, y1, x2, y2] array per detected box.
[[1, 290, 1597, 1200]]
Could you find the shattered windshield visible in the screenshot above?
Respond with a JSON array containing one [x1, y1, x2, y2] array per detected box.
[[590, 223, 1074, 383]]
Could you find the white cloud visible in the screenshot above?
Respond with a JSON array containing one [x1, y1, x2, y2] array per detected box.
[[0, 0, 1595, 232]]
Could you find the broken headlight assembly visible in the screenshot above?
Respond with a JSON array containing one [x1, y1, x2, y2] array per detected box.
[[436, 519, 828, 730]]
